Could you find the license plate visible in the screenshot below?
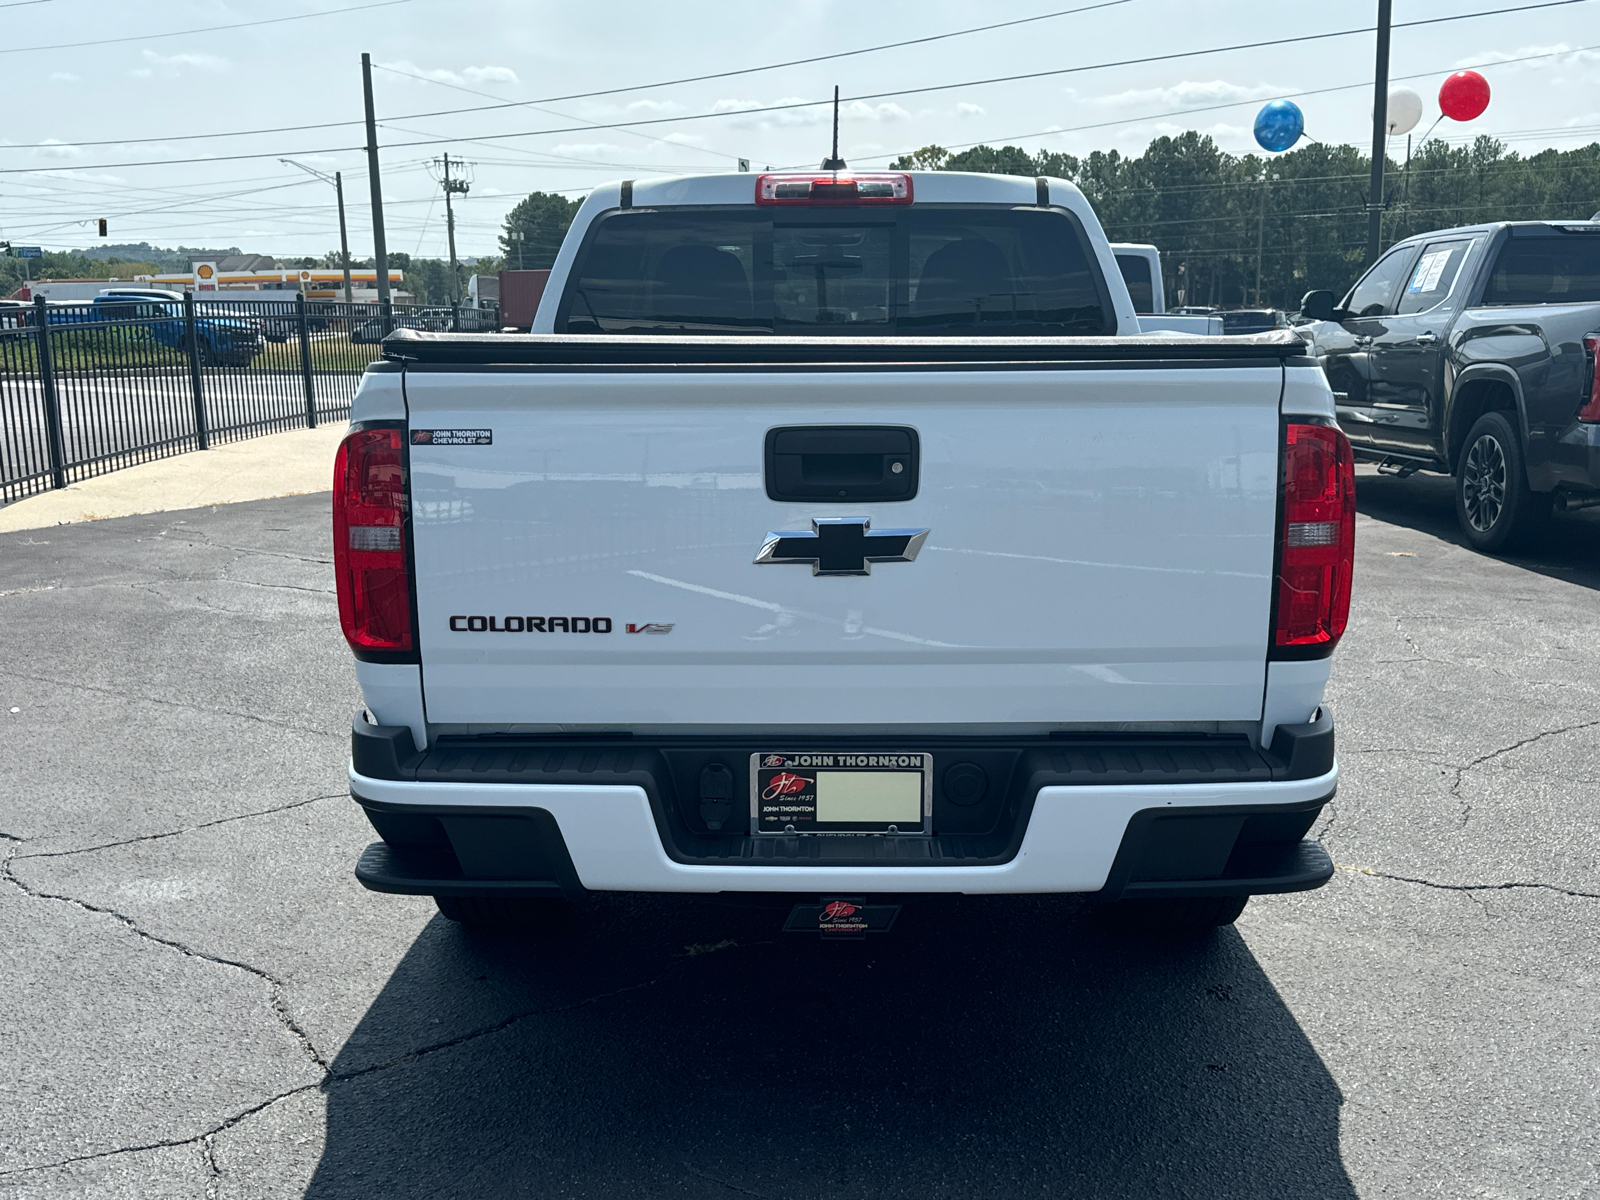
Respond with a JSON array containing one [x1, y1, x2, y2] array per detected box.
[[750, 751, 930, 835]]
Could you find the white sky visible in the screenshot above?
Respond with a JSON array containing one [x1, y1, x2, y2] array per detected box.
[[4, 0, 1599, 259]]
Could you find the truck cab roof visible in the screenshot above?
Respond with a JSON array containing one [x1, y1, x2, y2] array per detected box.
[[1384, 219, 1600, 248], [533, 170, 1136, 335]]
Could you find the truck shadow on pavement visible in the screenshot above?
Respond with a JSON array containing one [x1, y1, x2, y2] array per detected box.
[[304, 894, 1355, 1199], [1356, 468, 1600, 591]]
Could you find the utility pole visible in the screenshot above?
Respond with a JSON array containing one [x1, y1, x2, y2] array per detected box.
[[280, 159, 354, 303], [509, 229, 525, 271], [361, 54, 392, 312], [1366, 0, 1393, 266], [334, 172, 352, 302], [433, 152, 471, 303], [1255, 176, 1268, 307], [1254, 171, 1279, 306]]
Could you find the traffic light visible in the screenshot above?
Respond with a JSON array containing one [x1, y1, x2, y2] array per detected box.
[[97, 218, 107, 237]]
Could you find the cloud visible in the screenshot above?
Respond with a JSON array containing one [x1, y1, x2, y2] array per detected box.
[[49, 71, 80, 82], [551, 142, 627, 158], [625, 98, 686, 115], [33, 139, 82, 160], [1138, 121, 1252, 142], [379, 60, 519, 87], [843, 100, 910, 123], [709, 96, 908, 130], [27, 168, 128, 185], [1089, 80, 1285, 109], [464, 65, 518, 85], [712, 97, 826, 128], [957, 102, 986, 119], [141, 50, 231, 73], [1453, 43, 1600, 70]]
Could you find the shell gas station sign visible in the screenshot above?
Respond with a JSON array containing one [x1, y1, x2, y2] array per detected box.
[[136, 266, 404, 295]]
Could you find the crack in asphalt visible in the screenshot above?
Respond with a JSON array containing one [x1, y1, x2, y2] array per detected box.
[[0, 936, 708, 1183], [1447, 717, 1600, 828], [0, 1081, 322, 1184], [326, 962, 681, 1087], [201, 1134, 221, 1200], [14, 794, 344, 861], [681, 1160, 774, 1198], [220, 577, 335, 596], [0, 668, 343, 740], [1313, 799, 1338, 845], [175, 532, 331, 567], [1337, 863, 1600, 901], [1, 843, 330, 1076], [1386, 615, 1456, 668], [134, 576, 335, 604]]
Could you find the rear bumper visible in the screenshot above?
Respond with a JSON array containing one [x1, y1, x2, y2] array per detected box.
[[349, 759, 1337, 899], [1550, 420, 1600, 494]]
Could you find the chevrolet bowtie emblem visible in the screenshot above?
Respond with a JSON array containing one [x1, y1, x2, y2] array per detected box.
[[754, 517, 929, 577]]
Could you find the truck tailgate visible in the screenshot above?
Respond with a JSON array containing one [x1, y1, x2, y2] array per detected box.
[[401, 348, 1285, 730]]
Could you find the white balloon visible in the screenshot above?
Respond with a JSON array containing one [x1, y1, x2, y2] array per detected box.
[[1386, 86, 1423, 135]]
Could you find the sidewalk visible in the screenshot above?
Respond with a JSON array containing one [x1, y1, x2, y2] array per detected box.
[[0, 423, 346, 533]]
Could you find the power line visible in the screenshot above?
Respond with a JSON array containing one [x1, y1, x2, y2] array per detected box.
[[372, 0, 1134, 113], [6, 0, 1583, 162], [375, 67, 746, 163], [0, 0, 1132, 153], [853, 40, 1600, 167], [369, 0, 1600, 123], [0, 0, 419, 55]]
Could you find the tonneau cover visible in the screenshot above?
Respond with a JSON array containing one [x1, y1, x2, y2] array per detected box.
[[382, 328, 1309, 367]]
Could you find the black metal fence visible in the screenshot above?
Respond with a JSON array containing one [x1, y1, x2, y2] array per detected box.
[[0, 294, 500, 504]]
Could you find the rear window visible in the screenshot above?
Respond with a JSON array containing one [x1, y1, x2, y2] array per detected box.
[[557, 206, 1110, 335], [1482, 235, 1600, 305], [1115, 254, 1155, 314]]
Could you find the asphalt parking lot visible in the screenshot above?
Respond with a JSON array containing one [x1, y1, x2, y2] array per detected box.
[[2, 468, 1597, 1199]]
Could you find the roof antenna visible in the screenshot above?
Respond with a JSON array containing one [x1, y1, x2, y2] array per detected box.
[[820, 85, 846, 171]]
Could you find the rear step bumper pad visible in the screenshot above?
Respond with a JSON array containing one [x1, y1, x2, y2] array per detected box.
[[349, 766, 1337, 897]]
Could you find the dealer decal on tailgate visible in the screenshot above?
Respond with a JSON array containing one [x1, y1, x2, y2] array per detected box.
[[412, 429, 492, 445]]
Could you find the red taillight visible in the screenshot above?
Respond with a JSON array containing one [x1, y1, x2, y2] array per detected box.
[[1274, 423, 1356, 651], [755, 172, 913, 205], [1581, 335, 1600, 422], [333, 426, 413, 653]]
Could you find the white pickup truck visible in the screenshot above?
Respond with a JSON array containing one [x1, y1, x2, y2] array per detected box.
[[335, 169, 1352, 936], [1111, 242, 1226, 336]]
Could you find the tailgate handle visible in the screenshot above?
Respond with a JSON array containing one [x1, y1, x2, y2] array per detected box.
[[764, 426, 919, 502]]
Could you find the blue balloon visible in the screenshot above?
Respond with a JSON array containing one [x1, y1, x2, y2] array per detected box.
[[1254, 100, 1304, 153]]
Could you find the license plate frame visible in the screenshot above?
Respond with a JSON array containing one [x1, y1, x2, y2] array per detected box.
[[749, 751, 931, 835]]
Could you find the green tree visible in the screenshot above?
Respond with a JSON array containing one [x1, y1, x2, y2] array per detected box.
[[890, 145, 950, 170], [901, 131, 1600, 311], [500, 191, 582, 270]]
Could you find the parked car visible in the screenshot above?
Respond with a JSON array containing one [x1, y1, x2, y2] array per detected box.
[[1219, 308, 1287, 336], [89, 292, 262, 366], [1109, 244, 1225, 335], [336, 170, 1349, 940], [350, 307, 454, 344], [1299, 220, 1600, 551], [0, 299, 29, 330]]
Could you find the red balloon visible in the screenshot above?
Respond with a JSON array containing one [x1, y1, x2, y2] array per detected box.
[[1439, 70, 1491, 122]]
